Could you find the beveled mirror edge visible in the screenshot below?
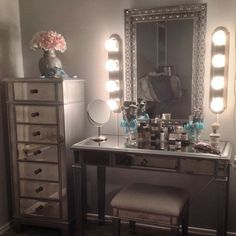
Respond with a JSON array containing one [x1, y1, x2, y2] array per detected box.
[[124, 3, 207, 119]]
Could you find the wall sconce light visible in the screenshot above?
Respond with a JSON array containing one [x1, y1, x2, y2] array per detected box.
[[105, 34, 123, 112], [105, 59, 120, 72], [210, 27, 229, 113]]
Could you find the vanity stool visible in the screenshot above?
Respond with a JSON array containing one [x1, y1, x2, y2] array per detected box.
[[111, 183, 190, 236]]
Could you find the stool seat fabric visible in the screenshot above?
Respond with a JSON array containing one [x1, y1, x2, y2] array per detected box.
[[111, 183, 189, 217]]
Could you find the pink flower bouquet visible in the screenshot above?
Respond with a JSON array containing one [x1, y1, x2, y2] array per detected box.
[[30, 30, 67, 52]]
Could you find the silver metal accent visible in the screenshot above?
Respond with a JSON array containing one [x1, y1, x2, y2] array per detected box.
[[124, 4, 207, 118]]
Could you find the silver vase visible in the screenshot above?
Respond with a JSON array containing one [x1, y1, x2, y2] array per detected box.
[[39, 49, 62, 77]]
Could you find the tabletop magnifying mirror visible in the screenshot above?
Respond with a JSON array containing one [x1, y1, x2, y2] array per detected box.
[[87, 99, 111, 142]]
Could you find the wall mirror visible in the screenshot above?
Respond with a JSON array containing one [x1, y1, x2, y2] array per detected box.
[[124, 4, 207, 119]]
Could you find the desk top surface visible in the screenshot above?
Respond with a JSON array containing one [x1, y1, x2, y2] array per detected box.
[[71, 135, 233, 161]]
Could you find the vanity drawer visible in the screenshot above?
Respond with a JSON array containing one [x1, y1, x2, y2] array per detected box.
[[16, 124, 58, 143], [20, 199, 60, 218], [13, 82, 56, 101], [116, 154, 178, 170], [19, 162, 59, 181], [15, 105, 57, 124], [180, 158, 215, 175], [18, 144, 58, 163], [20, 180, 60, 200]]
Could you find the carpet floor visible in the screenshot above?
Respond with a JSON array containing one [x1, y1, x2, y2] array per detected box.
[[1, 222, 207, 236]]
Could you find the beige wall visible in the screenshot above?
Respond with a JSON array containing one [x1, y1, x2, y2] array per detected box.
[[0, 0, 23, 230], [18, 0, 236, 233]]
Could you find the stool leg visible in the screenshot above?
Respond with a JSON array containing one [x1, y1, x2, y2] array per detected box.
[[182, 201, 189, 236], [113, 218, 121, 236], [129, 220, 136, 234]]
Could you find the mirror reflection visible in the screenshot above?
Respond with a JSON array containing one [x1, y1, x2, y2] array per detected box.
[[125, 4, 207, 120], [137, 20, 193, 119]]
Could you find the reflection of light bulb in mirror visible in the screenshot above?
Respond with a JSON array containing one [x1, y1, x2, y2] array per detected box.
[[211, 76, 224, 90], [212, 54, 225, 68], [210, 97, 224, 113], [105, 59, 119, 72], [105, 38, 119, 52], [212, 30, 226, 46], [105, 80, 119, 92], [107, 99, 119, 111]]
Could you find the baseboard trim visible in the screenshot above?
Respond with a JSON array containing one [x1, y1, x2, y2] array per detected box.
[[0, 221, 12, 234], [188, 227, 236, 236], [87, 213, 236, 236]]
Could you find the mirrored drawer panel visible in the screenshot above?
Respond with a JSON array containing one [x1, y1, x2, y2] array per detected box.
[[18, 144, 58, 163], [19, 162, 59, 181], [20, 199, 60, 218], [15, 105, 57, 124], [131, 155, 178, 170], [13, 82, 56, 101], [20, 180, 60, 200], [180, 158, 215, 175], [17, 125, 58, 143]]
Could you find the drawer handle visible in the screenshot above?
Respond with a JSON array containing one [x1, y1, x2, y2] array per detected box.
[[33, 150, 42, 156], [30, 89, 39, 94], [35, 186, 44, 193], [32, 131, 41, 136], [35, 205, 44, 212], [140, 159, 148, 166], [34, 168, 42, 175], [31, 112, 40, 117]]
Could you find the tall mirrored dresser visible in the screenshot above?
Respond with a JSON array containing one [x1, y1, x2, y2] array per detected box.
[[4, 78, 85, 236]]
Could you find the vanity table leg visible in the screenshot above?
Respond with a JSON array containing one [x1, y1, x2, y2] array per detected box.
[[97, 166, 106, 224], [81, 164, 87, 226], [73, 162, 87, 236], [216, 176, 229, 236]]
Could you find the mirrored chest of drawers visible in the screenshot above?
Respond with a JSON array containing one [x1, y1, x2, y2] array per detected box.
[[4, 78, 85, 235]]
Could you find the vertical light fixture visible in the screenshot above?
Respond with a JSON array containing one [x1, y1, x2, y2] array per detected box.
[[210, 27, 229, 113], [105, 34, 123, 112]]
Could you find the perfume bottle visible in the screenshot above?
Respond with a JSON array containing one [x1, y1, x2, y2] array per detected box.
[[209, 122, 220, 149]]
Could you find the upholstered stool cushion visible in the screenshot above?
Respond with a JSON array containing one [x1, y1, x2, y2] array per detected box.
[[111, 183, 189, 217]]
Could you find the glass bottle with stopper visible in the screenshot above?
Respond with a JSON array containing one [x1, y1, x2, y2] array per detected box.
[[209, 122, 220, 149]]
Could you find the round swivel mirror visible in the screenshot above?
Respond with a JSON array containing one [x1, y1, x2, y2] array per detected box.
[[87, 99, 111, 142]]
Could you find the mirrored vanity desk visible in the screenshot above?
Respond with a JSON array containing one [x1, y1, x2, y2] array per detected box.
[[72, 135, 233, 236]]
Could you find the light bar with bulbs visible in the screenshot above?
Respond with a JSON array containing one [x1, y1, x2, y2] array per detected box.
[[104, 34, 123, 112], [210, 27, 229, 113]]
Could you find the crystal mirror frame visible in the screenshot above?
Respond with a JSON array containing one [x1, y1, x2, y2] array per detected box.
[[124, 4, 207, 119]]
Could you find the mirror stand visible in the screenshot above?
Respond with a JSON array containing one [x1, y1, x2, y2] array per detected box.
[[92, 127, 107, 142]]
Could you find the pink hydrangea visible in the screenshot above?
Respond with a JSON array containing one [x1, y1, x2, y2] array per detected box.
[[30, 30, 67, 52]]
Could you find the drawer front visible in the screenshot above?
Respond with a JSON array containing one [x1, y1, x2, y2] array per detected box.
[[20, 180, 59, 200], [17, 124, 58, 143], [180, 158, 215, 175], [115, 154, 178, 170], [131, 155, 178, 170], [15, 105, 57, 124], [19, 162, 59, 181], [18, 144, 58, 163], [13, 82, 56, 101], [20, 199, 60, 218]]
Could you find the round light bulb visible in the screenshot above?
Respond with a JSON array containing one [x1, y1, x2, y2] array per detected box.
[[107, 99, 119, 111], [211, 76, 224, 90], [105, 80, 119, 92], [212, 54, 225, 68], [210, 97, 224, 113], [105, 38, 119, 52], [212, 30, 226, 46], [105, 59, 119, 72]]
